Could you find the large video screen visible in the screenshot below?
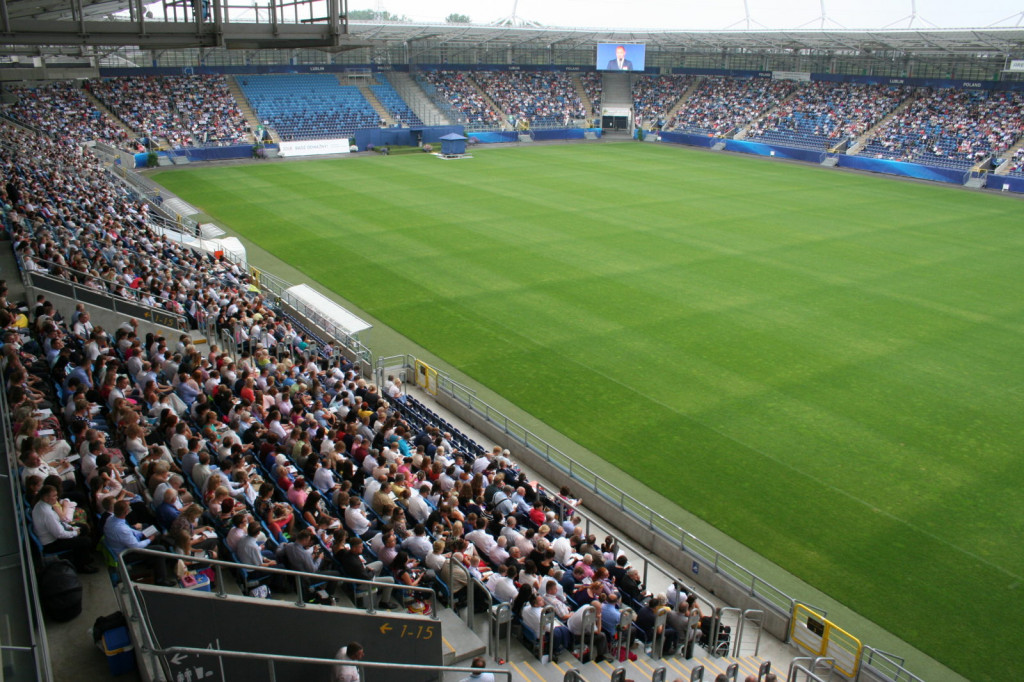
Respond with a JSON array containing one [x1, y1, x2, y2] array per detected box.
[[596, 43, 646, 72]]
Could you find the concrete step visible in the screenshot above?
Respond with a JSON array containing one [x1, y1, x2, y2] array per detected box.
[[438, 608, 487, 665], [348, 76, 394, 126], [81, 86, 137, 139], [386, 72, 450, 127], [228, 76, 270, 143]]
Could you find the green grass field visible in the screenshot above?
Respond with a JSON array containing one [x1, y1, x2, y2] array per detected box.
[[154, 143, 1024, 680]]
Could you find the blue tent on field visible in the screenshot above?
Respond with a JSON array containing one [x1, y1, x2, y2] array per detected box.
[[439, 133, 468, 156]]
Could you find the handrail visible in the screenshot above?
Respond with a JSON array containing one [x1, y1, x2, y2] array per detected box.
[[148, 645, 513, 681], [114, 547, 457, 681], [114, 546, 441, 618], [250, 264, 373, 366], [531, 480, 718, 619], [861, 646, 927, 682], [107, 163, 202, 235], [1, 361, 54, 681], [407, 354, 797, 614], [18, 258, 190, 331]]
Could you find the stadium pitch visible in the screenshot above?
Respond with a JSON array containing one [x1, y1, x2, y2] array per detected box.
[[154, 142, 1024, 680]]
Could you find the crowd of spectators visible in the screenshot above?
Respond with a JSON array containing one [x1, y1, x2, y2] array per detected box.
[[862, 88, 1024, 167], [472, 71, 586, 128], [3, 81, 133, 150], [87, 75, 250, 148], [670, 76, 797, 136], [0, 120, 316, 350], [633, 75, 693, 129], [746, 82, 909, 150], [1, 117, 713, 663], [420, 71, 501, 127]]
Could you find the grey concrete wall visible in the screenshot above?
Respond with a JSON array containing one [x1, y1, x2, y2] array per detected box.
[[29, 285, 200, 346]]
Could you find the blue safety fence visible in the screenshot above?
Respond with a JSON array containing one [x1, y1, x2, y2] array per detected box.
[[466, 131, 519, 144], [531, 128, 600, 141], [722, 139, 826, 163], [835, 155, 966, 184], [660, 131, 718, 148], [984, 174, 1024, 193], [352, 125, 464, 151], [134, 144, 281, 167]]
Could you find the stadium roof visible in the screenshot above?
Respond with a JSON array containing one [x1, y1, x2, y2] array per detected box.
[[1, 0, 1023, 57], [345, 22, 1024, 56]]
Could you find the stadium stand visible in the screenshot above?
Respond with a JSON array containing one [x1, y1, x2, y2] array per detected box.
[[670, 76, 798, 136], [3, 80, 133, 150], [419, 70, 503, 127], [237, 74, 380, 141], [470, 70, 586, 128], [632, 74, 694, 129], [861, 87, 1024, 168], [370, 74, 423, 127], [746, 82, 910, 151], [86, 75, 250, 148]]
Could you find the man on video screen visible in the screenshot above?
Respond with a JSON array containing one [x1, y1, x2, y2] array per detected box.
[[607, 45, 634, 71]]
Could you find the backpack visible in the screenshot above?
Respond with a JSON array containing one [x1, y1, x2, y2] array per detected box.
[[92, 611, 127, 649]]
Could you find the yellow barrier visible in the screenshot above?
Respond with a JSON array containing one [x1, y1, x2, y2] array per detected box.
[[790, 604, 862, 677], [414, 360, 438, 396]]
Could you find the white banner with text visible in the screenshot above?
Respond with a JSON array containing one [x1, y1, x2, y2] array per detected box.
[[278, 138, 351, 157]]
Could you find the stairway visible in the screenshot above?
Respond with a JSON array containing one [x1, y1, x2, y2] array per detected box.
[[571, 73, 593, 118], [466, 73, 509, 127], [81, 87, 137, 140], [599, 72, 632, 109], [386, 73, 451, 127], [227, 77, 274, 143], [663, 76, 705, 125], [734, 87, 801, 140], [345, 76, 394, 127], [846, 90, 920, 155]]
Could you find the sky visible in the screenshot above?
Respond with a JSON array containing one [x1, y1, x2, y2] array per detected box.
[[349, 0, 1024, 31]]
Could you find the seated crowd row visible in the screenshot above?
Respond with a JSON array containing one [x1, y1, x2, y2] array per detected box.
[[5, 73, 1023, 168]]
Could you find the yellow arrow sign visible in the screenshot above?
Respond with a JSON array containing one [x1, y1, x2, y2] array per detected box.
[[379, 623, 392, 635]]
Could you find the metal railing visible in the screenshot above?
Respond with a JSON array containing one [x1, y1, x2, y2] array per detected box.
[[111, 547, 470, 681], [107, 163, 202, 236], [0, 369, 54, 682], [18, 257, 190, 331], [249, 265, 373, 366], [378, 353, 796, 616], [859, 647, 926, 682], [137, 645, 511, 682], [115, 547, 441, 616]]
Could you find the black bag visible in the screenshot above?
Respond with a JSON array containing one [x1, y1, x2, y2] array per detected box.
[[92, 611, 127, 649], [39, 560, 83, 622]]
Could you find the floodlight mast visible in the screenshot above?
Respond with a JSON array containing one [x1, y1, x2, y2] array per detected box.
[[883, 0, 940, 29], [724, 0, 768, 31], [796, 0, 845, 30], [491, 0, 542, 27]]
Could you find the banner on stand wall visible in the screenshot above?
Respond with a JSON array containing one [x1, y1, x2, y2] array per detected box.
[[278, 138, 350, 157]]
